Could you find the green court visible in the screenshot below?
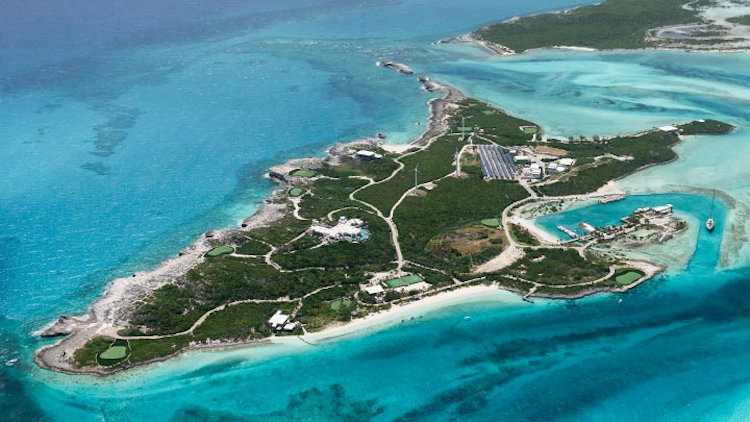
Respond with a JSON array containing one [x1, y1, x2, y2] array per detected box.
[[206, 246, 234, 257], [288, 187, 304, 197], [521, 126, 539, 134], [615, 270, 644, 285], [99, 346, 128, 360], [481, 218, 501, 228], [290, 169, 316, 178], [385, 274, 424, 288]]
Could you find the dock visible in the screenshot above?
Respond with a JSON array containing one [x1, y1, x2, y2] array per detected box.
[[557, 225, 579, 239]]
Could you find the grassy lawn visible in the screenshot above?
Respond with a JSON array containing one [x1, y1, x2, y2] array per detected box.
[[206, 246, 234, 257], [614, 269, 645, 285], [481, 218, 501, 228], [289, 187, 304, 197], [478, 0, 700, 52]]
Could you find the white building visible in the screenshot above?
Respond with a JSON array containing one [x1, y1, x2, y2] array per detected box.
[[558, 158, 576, 167], [268, 310, 290, 330], [311, 217, 366, 242], [364, 285, 385, 295], [652, 204, 673, 214], [356, 150, 383, 160], [658, 125, 679, 133]]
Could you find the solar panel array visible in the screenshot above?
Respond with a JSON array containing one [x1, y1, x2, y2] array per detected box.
[[478, 145, 518, 180]]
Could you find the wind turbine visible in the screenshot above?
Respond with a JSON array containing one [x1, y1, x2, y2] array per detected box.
[[455, 147, 460, 177], [461, 116, 466, 141]]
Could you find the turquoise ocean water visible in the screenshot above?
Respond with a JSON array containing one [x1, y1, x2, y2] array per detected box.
[[2, 1, 749, 420]]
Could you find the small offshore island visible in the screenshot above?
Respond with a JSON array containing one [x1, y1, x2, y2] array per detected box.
[[446, 0, 750, 53], [34, 0, 740, 376]]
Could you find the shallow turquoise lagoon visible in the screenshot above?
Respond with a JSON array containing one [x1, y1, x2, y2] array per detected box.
[[2, 0, 750, 420]]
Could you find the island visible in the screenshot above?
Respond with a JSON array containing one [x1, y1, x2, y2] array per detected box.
[[34, 76, 734, 375], [453, 0, 750, 53]]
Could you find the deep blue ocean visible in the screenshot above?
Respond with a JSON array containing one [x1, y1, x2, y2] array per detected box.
[[2, 1, 750, 420]]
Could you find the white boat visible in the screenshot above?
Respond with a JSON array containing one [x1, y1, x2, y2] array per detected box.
[[706, 189, 716, 232]]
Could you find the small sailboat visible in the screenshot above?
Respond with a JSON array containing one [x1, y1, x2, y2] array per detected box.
[[706, 189, 716, 232]]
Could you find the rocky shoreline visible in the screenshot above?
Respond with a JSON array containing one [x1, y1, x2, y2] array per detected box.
[[34, 76, 463, 375]]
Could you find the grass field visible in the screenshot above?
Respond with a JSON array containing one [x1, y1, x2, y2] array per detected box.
[[290, 169, 316, 178], [615, 269, 645, 285], [385, 274, 424, 288], [289, 187, 304, 197], [481, 218, 501, 228], [330, 299, 353, 311], [99, 345, 127, 360], [206, 246, 234, 257]]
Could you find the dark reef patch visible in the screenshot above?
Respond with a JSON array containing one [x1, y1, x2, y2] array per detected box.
[[169, 384, 384, 422], [81, 162, 111, 175]]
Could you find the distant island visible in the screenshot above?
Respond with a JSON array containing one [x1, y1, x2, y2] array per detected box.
[[450, 0, 750, 54], [35, 78, 734, 375]]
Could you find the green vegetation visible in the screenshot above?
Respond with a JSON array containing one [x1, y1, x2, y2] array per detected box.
[[678, 119, 734, 135], [274, 210, 395, 271], [193, 302, 294, 341], [127, 337, 190, 364], [297, 285, 357, 331], [288, 187, 305, 197], [614, 269, 645, 285], [507, 249, 611, 284], [538, 131, 679, 196], [235, 238, 271, 255], [478, 0, 700, 52], [355, 134, 464, 214], [385, 274, 424, 288], [454, 99, 537, 145], [395, 175, 528, 274], [727, 15, 750, 25], [318, 153, 399, 181], [289, 169, 316, 178], [248, 215, 309, 247], [510, 223, 540, 246], [206, 246, 234, 257], [74, 336, 114, 367], [298, 177, 368, 219], [72, 93, 703, 373], [481, 218, 501, 228]]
